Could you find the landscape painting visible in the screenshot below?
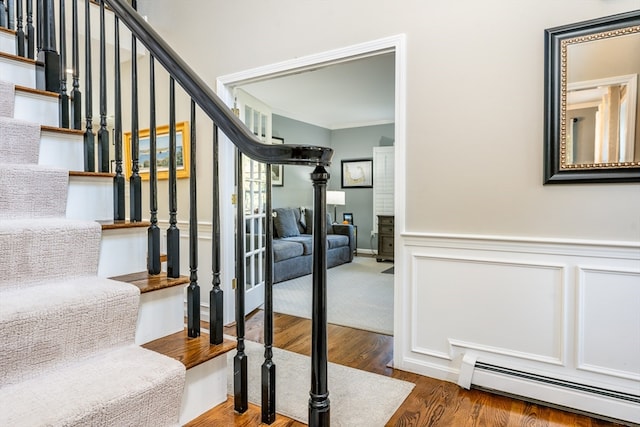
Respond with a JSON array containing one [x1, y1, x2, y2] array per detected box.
[[124, 121, 190, 180]]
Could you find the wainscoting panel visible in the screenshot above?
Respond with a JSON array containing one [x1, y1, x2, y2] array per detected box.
[[397, 233, 640, 424], [577, 266, 640, 381], [411, 255, 565, 365]]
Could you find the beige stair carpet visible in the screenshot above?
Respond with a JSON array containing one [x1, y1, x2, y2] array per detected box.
[[0, 76, 186, 427]]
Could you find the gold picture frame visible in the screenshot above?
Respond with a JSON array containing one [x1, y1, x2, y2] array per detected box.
[[124, 121, 190, 181]]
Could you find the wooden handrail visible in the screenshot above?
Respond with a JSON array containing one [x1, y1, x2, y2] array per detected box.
[[103, 0, 333, 167]]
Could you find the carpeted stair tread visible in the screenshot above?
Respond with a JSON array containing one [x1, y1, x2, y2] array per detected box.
[[0, 116, 40, 164], [0, 276, 140, 387], [0, 218, 102, 289], [0, 344, 186, 427], [0, 80, 15, 117], [0, 163, 69, 218]]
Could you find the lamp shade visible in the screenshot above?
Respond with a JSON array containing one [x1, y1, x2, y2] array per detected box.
[[326, 191, 345, 206]]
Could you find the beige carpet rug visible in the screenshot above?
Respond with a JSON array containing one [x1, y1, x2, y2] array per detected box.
[[272, 256, 394, 335], [226, 338, 414, 426]]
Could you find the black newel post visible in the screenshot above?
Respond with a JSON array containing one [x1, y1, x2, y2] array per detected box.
[[35, 0, 59, 93], [209, 123, 223, 345], [97, 0, 109, 172], [309, 165, 330, 427], [187, 100, 200, 338], [262, 163, 276, 424], [70, 0, 81, 130], [16, 0, 24, 56], [113, 15, 124, 220], [147, 55, 160, 273], [234, 148, 248, 414], [58, 0, 68, 128], [83, 0, 94, 171], [129, 0, 141, 221], [166, 77, 180, 278]]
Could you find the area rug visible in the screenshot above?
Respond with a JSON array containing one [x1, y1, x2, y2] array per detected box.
[[226, 338, 414, 426], [272, 256, 394, 335]]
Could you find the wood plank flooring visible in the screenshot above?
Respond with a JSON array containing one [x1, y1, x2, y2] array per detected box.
[[187, 310, 625, 427]]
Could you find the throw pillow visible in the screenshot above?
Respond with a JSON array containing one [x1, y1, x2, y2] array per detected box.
[[273, 208, 300, 238]]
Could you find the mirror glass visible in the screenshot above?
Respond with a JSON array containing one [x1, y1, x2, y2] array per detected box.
[[544, 11, 640, 183]]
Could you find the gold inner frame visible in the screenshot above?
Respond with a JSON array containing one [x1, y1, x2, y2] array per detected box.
[[560, 25, 640, 170]]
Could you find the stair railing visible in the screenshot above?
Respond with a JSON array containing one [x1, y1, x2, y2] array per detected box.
[[5, 1, 334, 425]]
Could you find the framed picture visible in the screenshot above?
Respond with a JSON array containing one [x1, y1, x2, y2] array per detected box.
[[341, 158, 373, 188], [124, 121, 190, 181], [343, 212, 353, 225], [271, 136, 284, 186]]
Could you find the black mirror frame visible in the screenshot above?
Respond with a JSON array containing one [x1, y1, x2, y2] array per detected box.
[[543, 10, 640, 184]]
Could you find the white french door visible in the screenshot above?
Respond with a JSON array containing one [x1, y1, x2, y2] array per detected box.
[[235, 88, 272, 315]]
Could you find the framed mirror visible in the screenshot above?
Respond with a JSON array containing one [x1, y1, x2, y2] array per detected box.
[[544, 11, 640, 183]]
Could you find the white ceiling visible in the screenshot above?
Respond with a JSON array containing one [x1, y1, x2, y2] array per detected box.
[[237, 52, 395, 130]]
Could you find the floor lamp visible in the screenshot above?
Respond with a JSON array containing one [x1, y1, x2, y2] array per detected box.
[[326, 190, 345, 223]]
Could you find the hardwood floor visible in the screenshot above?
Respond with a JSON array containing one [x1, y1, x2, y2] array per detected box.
[[186, 310, 624, 427]]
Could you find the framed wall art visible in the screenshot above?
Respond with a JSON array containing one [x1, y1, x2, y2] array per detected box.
[[341, 158, 373, 188], [124, 121, 190, 181], [271, 136, 284, 186]]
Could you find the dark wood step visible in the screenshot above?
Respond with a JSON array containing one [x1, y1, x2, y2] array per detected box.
[[142, 330, 236, 370], [0, 50, 35, 65], [42, 125, 84, 136], [0, 26, 16, 36], [110, 270, 189, 294], [16, 85, 58, 98], [70, 170, 115, 179], [99, 220, 151, 230]]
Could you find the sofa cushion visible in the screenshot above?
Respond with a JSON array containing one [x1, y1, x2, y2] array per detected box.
[[327, 234, 349, 249], [272, 239, 304, 262], [282, 236, 313, 255], [303, 209, 333, 234], [274, 208, 300, 238]]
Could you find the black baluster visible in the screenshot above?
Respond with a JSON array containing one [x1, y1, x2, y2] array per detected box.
[[262, 163, 276, 424], [15, 0, 24, 56], [166, 77, 180, 278], [97, 0, 108, 172], [58, 0, 68, 128], [7, 0, 14, 30], [187, 100, 200, 338], [210, 123, 223, 345], [113, 15, 124, 220], [35, 0, 59, 93], [234, 148, 248, 413], [25, 0, 33, 58], [309, 166, 330, 427], [69, 0, 81, 130], [147, 55, 160, 272], [129, 0, 141, 221], [83, 0, 94, 171], [0, 1, 6, 28]]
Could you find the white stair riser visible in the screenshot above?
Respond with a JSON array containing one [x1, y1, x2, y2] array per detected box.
[[0, 31, 16, 56], [180, 357, 228, 425], [15, 91, 58, 127], [0, 56, 35, 87], [66, 176, 114, 221], [135, 286, 185, 345], [98, 227, 147, 277], [39, 130, 84, 170]]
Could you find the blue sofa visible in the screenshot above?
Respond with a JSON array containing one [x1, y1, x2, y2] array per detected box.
[[272, 207, 355, 283]]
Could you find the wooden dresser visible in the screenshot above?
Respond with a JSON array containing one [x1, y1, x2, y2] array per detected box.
[[376, 215, 394, 262]]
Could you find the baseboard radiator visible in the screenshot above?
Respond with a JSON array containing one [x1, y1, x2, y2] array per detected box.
[[472, 362, 640, 425]]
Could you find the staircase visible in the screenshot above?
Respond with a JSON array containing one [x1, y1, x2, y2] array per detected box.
[[0, 27, 234, 426], [0, 0, 336, 424]]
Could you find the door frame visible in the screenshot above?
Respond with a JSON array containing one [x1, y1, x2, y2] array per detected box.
[[216, 35, 407, 350]]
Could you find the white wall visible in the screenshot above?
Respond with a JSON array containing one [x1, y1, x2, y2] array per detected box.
[[138, 1, 640, 422]]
